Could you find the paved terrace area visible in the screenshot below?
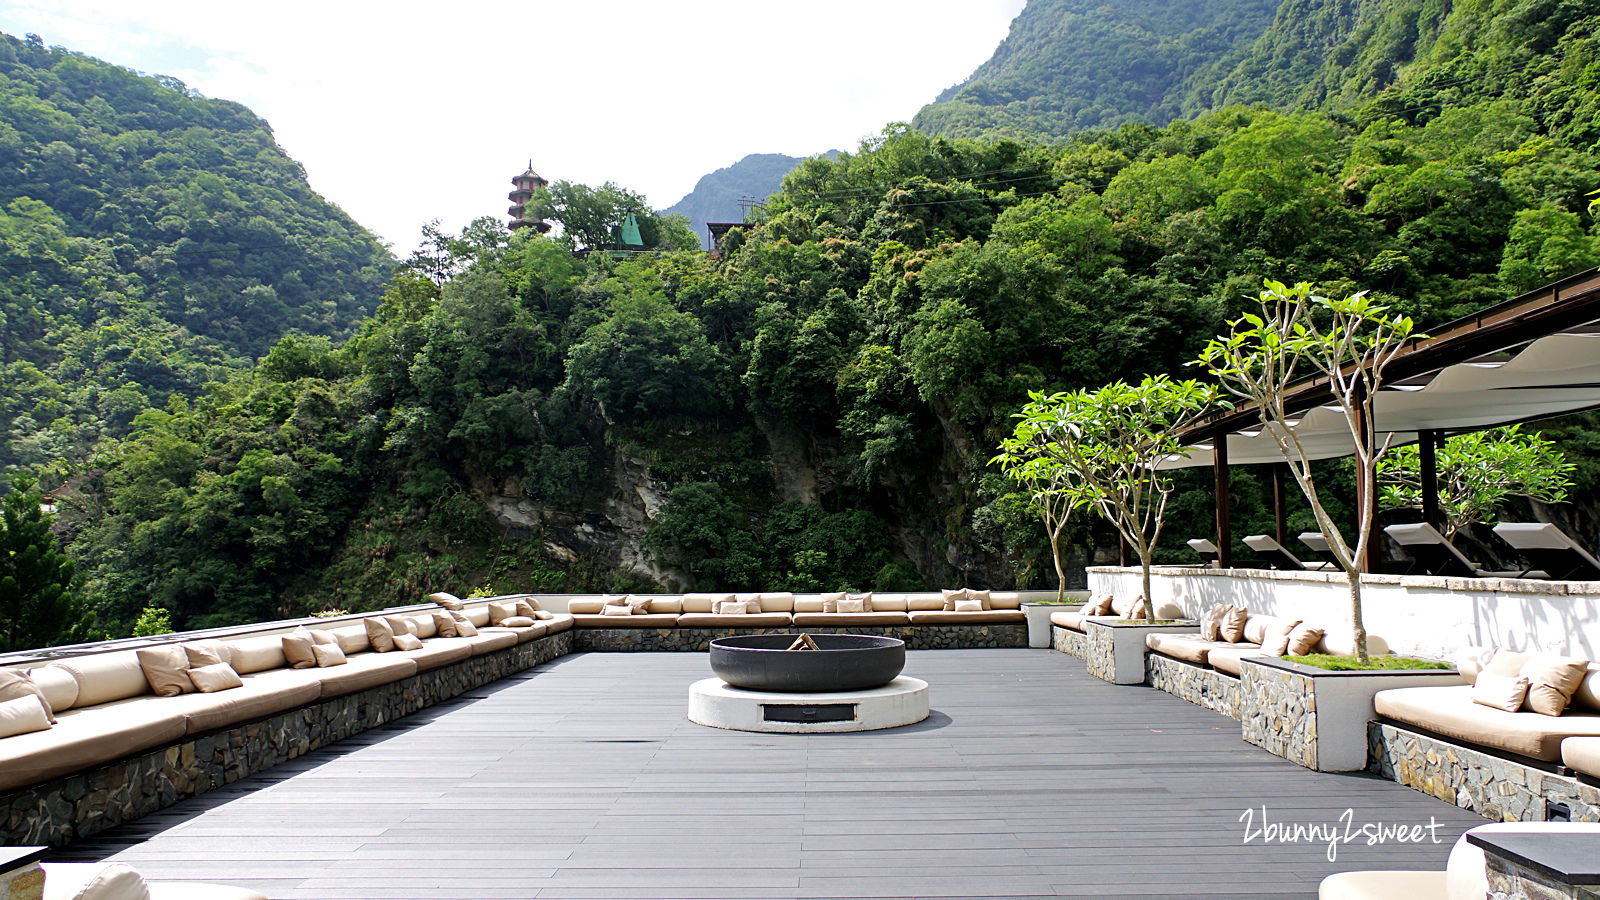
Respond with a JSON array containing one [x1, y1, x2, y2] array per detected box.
[[62, 649, 1483, 899]]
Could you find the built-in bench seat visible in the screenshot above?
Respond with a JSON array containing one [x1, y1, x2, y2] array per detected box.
[[1376, 672, 1600, 755], [0, 597, 576, 795], [1050, 594, 1183, 633], [1145, 614, 1389, 677], [567, 590, 1025, 628]]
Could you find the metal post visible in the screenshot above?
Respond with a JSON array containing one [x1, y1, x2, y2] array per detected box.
[[1419, 429, 1441, 529], [1213, 429, 1232, 568]]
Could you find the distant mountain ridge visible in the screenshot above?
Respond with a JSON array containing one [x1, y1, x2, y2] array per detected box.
[[664, 153, 834, 249]]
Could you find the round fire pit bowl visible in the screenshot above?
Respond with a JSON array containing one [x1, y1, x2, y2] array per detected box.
[[709, 634, 906, 693]]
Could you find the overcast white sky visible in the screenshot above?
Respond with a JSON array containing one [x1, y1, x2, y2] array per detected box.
[[0, 0, 1027, 253]]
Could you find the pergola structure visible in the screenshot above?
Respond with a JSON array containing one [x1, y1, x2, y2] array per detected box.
[[1162, 268, 1600, 568]]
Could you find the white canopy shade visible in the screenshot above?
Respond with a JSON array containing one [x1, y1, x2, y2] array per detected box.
[[1160, 332, 1600, 470]]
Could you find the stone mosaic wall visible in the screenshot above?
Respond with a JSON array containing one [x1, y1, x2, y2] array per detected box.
[[1146, 653, 1242, 719], [1084, 624, 1116, 681], [1487, 853, 1600, 899], [2, 631, 572, 848], [574, 623, 1027, 652], [1052, 625, 1087, 658], [1239, 663, 1317, 769], [1369, 721, 1600, 823]]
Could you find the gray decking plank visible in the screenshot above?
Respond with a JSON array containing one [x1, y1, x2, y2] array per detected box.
[[61, 649, 1483, 898]]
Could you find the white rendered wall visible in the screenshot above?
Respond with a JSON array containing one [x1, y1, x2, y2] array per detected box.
[[1086, 566, 1600, 661]]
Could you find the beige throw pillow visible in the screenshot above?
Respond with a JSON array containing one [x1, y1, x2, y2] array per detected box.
[[967, 589, 991, 610], [392, 633, 423, 651], [954, 599, 984, 612], [1127, 597, 1149, 620], [822, 592, 848, 614], [450, 611, 479, 636], [1472, 671, 1530, 712], [941, 588, 967, 611], [1285, 623, 1325, 656], [498, 616, 536, 627], [282, 627, 317, 669], [487, 601, 519, 625], [1220, 607, 1249, 643], [312, 644, 347, 667], [431, 611, 459, 638], [182, 640, 232, 668], [428, 592, 465, 611], [601, 604, 633, 616], [718, 601, 750, 615], [532, 610, 554, 620], [1521, 655, 1590, 716], [0, 694, 52, 738], [1261, 619, 1302, 656], [383, 615, 417, 637], [136, 645, 195, 697], [1087, 595, 1114, 616], [735, 593, 764, 613], [626, 596, 653, 614], [310, 629, 338, 645], [365, 617, 396, 653], [60, 863, 149, 900], [1484, 649, 1531, 678], [187, 662, 244, 693], [1199, 605, 1228, 642], [837, 597, 870, 614], [0, 670, 56, 723], [513, 599, 540, 618]]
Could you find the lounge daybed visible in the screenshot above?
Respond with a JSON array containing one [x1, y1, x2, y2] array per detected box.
[[0, 597, 574, 794], [1492, 521, 1600, 580], [1374, 651, 1600, 765]]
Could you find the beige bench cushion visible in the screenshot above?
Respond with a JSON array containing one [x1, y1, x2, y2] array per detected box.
[[541, 613, 574, 634], [1050, 610, 1086, 631], [792, 612, 910, 626], [1145, 634, 1226, 666], [51, 651, 150, 708], [675, 613, 794, 628], [401, 637, 476, 671], [907, 610, 1025, 625], [462, 630, 518, 656], [481, 623, 547, 644], [1561, 736, 1600, 778], [315, 653, 419, 699], [165, 667, 323, 735], [1376, 685, 1600, 761], [0, 696, 188, 792], [1206, 645, 1266, 677], [569, 613, 681, 628]]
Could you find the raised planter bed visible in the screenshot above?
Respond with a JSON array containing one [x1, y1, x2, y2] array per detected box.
[[1084, 619, 1198, 685], [1240, 656, 1463, 772]]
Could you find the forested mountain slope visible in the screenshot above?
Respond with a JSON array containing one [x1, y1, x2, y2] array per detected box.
[[0, 32, 392, 475], [917, 0, 1600, 151], [912, 0, 1282, 139]]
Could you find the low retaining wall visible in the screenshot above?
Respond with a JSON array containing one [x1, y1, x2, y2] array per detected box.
[[1369, 721, 1600, 823], [1051, 625, 1087, 658], [2, 631, 572, 847], [574, 623, 1027, 652], [1146, 653, 1242, 719]]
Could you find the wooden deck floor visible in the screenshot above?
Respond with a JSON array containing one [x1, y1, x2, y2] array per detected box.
[[61, 649, 1485, 899]]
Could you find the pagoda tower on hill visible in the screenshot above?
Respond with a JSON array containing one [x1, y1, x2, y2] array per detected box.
[[508, 162, 551, 232]]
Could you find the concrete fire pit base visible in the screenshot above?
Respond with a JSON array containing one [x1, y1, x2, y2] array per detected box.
[[687, 676, 929, 733]]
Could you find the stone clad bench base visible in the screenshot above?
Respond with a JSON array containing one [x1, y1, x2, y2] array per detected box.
[[1, 631, 573, 848], [1368, 721, 1600, 823], [1146, 652, 1242, 719], [1051, 625, 1087, 658], [574, 623, 1027, 652]]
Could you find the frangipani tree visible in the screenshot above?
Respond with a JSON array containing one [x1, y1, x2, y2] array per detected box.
[[1196, 280, 1419, 662], [993, 403, 1096, 602], [1011, 377, 1217, 621], [1378, 425, 1574, 539]]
